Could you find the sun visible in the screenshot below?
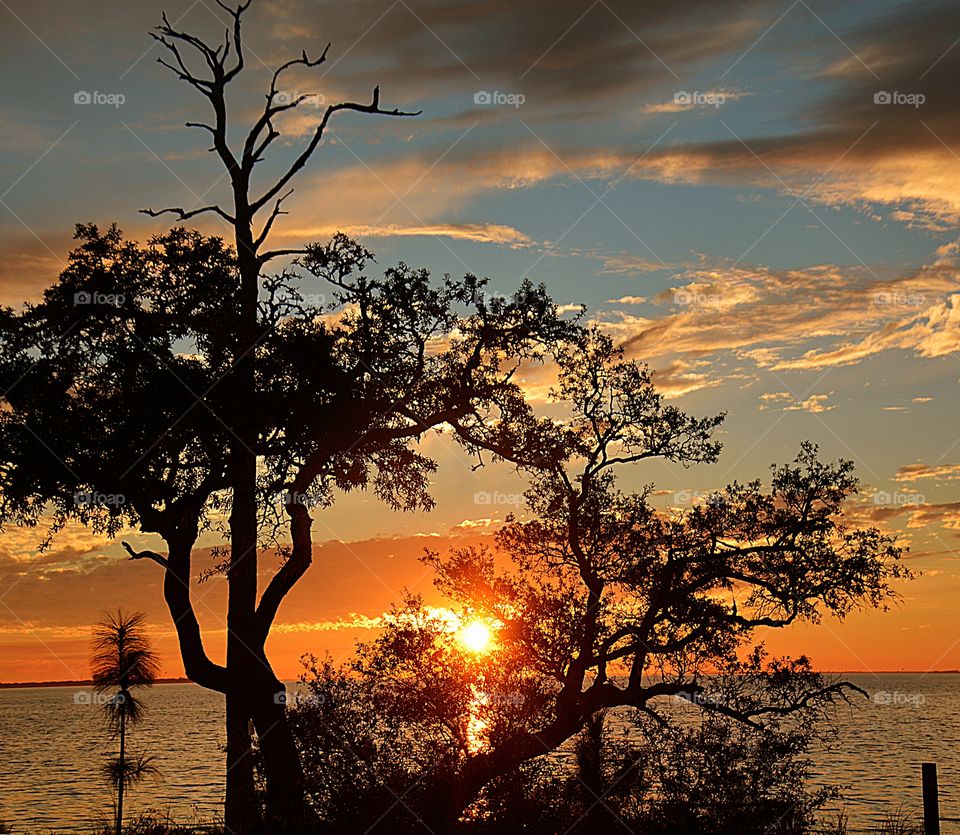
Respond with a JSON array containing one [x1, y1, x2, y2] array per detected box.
[[459, 620, 492, 654]]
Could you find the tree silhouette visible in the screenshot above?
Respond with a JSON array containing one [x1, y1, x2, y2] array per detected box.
[[91, 610, 160, 835], [140, 2, 416, 826], [0, 0, 581, 827], [0, 220, 577, 829], [297, 330, 908, 827]]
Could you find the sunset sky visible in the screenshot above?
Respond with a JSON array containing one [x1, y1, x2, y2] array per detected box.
[[1, 0, 959, 681]]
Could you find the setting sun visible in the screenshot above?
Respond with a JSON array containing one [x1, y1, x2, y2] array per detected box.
[[459, 620, 492, 654]]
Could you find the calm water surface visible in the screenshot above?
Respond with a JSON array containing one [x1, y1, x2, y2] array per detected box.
[[1, 675, 958, 832]]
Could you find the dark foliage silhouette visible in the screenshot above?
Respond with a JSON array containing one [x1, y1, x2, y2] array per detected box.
[[0, 220, 579, 831], [289, 330, 906, 829]]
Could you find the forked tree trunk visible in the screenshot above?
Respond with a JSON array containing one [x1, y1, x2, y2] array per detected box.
[[222, 216, 308, 831]]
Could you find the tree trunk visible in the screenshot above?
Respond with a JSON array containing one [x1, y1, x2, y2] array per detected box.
[[116, 710, 125, 835], [221, 205, 265, 831], [250, 681, 306, 828], [224, 688, 259, 832]]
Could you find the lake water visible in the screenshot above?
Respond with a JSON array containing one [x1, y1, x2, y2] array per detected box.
[[1, 674, 958, 833]]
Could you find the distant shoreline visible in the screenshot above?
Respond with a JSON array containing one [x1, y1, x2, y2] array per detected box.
[[0, 677, 191, 689], [2, 671, 958, 689]]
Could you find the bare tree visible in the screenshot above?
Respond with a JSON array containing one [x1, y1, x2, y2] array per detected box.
[[141, 2, 419, 827]]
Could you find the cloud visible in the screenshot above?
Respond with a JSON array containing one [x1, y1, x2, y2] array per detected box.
[[277, 222, 535, 247], [785, 393, 834, 413], [272, 614, 384, 632], [905, 502, 960, 533], [896, 463, 960, 483], [650, 359, 727, 398], [757, 391, 833, 413], [261, 0, 770, 116], [607, 256, 960, 372], [597, 254, 666, 276]]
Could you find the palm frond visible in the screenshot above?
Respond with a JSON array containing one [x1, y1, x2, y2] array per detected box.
[[100, 689, 147, 734], [101, 753, 162, 789], [90, 609, 160, 692]]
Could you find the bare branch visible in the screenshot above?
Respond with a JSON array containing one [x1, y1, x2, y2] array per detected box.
[[140, 204, 237, 224], [185, 121, 217, 137], [216, 0, 251, 82], [251, 86, 421, 214], [260, 247, 307, 262], [253, 189, 294, 250], [122, 540, 169, 569], [241, 43, 332, 171]]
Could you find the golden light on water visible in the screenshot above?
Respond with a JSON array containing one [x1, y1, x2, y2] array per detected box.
[[458, 620, 492, 654]]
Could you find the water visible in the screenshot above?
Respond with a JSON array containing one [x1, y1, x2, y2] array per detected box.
[[0, 683, 224, 832], [1, 675, 958, 832]]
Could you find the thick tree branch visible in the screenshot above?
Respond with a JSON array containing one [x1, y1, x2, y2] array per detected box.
[[122, 540, 169, 568], [256, 497, 313, 639], [123, 538, 229, 692]]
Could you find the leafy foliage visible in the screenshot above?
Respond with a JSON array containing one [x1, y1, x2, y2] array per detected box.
[[290, 330, 908, 827]]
